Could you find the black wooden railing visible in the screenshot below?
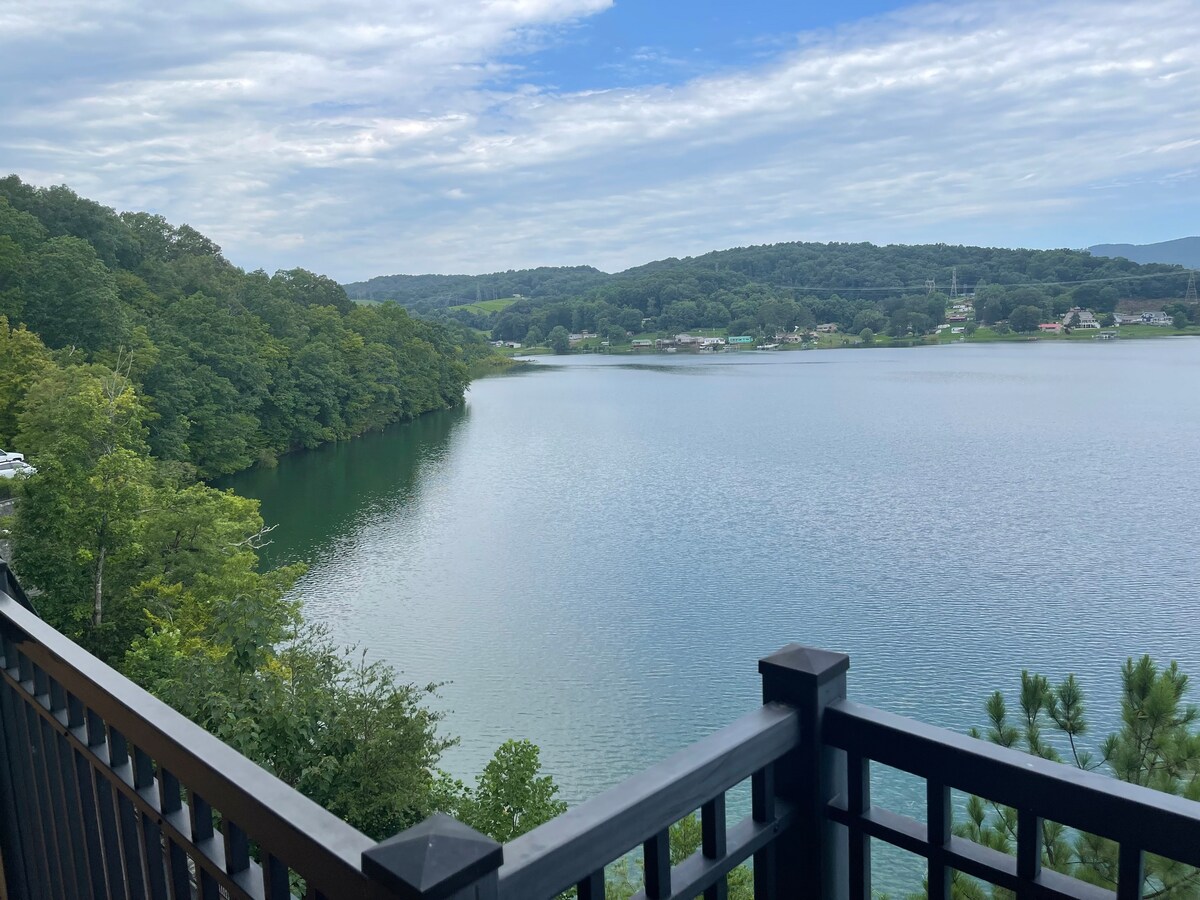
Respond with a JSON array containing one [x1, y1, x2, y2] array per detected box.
[[1, 570, 1198, 900]]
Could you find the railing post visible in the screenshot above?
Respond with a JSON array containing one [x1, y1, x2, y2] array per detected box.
[[759, 644, 850, 900], [362, 813, 503, 900]]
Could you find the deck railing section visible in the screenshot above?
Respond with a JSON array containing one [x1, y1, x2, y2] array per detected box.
[[496, 703, 798, 899], [823, 699, 1200, 900], [3, 567, 1200, 900], [0, 592, 381, 900]]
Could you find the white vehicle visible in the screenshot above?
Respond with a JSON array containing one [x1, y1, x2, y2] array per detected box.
[[0, 450, 34, 479]]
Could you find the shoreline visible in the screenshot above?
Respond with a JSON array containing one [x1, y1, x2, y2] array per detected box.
[[503, 326, 1198, 359]]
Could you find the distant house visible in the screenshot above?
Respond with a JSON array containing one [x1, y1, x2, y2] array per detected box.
[[1137, 312, 1176, 326], [727, 336, 754, 345], [816, 323, 839, 333], [950, 327, 965, 335], [631, 339, 653, 348], [699, 336, 725, 346], [504, 341, 522, 349], [1113, 312, 1173, 326], [1062, 307, 1100, 328], [1038, 323, 1063, 333], [675, 333, 700, 346]]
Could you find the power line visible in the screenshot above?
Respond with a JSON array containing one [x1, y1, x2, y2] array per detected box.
[[783, 271, 1192, 294]]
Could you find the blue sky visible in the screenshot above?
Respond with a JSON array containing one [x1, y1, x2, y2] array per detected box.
[[1, 0, 1197, 281]]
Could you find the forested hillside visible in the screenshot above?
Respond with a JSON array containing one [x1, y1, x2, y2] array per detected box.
[[347, 241, 1194, 343], [0, 176, 564, 846], [0, 175, 491, 478]]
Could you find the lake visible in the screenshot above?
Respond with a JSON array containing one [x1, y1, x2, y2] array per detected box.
[[224, 339, 1200, 889]]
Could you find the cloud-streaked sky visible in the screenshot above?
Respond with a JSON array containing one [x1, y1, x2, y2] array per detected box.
[[2, 0, 1197, 281]]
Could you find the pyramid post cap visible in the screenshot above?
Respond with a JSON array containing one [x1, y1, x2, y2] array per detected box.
[[759, 644, 849, 686], [362, 813, 503, 899]]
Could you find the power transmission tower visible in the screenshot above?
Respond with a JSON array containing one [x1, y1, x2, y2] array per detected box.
[[950, 267, 959, 299], [925, 278, 937, 294], [1187, 271, 1198, 303]]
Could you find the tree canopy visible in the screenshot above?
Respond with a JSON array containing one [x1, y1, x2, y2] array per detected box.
[[0, 175, 493, 478]]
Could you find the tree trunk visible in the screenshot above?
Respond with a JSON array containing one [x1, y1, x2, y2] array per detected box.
[[92, 545, 105, 628]]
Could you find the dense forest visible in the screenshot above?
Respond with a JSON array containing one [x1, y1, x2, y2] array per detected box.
[[346, 242, 1196, 344], [0, 175, 494, 479], [0, 177, 566, 850]]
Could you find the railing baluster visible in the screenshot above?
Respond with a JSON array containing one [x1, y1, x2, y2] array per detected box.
[[701, 794, 728, 900], [46, 680, 95, 900], [135, 747, 170, 900], [110, 726, 149, 898], [1117, 843, 1143, 900], [190, 791, 221, 900], [577, 868, 605, 900], [751, 763, 776, 900], [847, 751, 870, 900], [0, 661, 37, 900], [1016, 807, 1041, 898], [21, 674, 65, 899], [157, 767, 192, 900], [224, 818, 251, 881], [92, 772, 124, 896], [643, 827, 671, 899], [69, 715, 110, 900], [263, 852, 292, 900], [926, 778, 950, 900]]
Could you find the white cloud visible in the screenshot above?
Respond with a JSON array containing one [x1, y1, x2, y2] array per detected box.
[[1, 0, 1197, 280]]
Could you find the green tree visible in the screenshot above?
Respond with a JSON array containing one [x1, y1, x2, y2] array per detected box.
[[1009, 305, 1043, 333], [959, 660, 1200, 897], [0, 317, 51, 446], [524, 325, 545, 346], [548, 325, 571, 354], [13, 365, 153, 647], [22, 236, 131, 352], [859, 327, 875, 345], [437, 741, 568, 843]]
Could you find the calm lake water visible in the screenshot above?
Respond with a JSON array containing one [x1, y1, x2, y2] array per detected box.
[[225, 339, 1200, 888]]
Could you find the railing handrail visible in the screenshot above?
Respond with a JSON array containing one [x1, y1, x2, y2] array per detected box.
[[0, 591, 377, 896], [498, 701, 801, 898], [825, 697, 1200, 869]]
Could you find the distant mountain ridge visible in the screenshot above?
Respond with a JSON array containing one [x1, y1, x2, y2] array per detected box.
[[343, 240, 1190, 313], [1088, 237, 1200, 269]]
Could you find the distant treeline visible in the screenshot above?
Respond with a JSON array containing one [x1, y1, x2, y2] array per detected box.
[[0, 175, 493, 478], [346, 242, 1194, 343]]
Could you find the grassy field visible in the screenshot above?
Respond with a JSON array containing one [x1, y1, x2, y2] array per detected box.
[[447, 297, 520, 314]]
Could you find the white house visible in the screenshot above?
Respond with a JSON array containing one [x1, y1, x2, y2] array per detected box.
[[1062, 307, 1100, 328]]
